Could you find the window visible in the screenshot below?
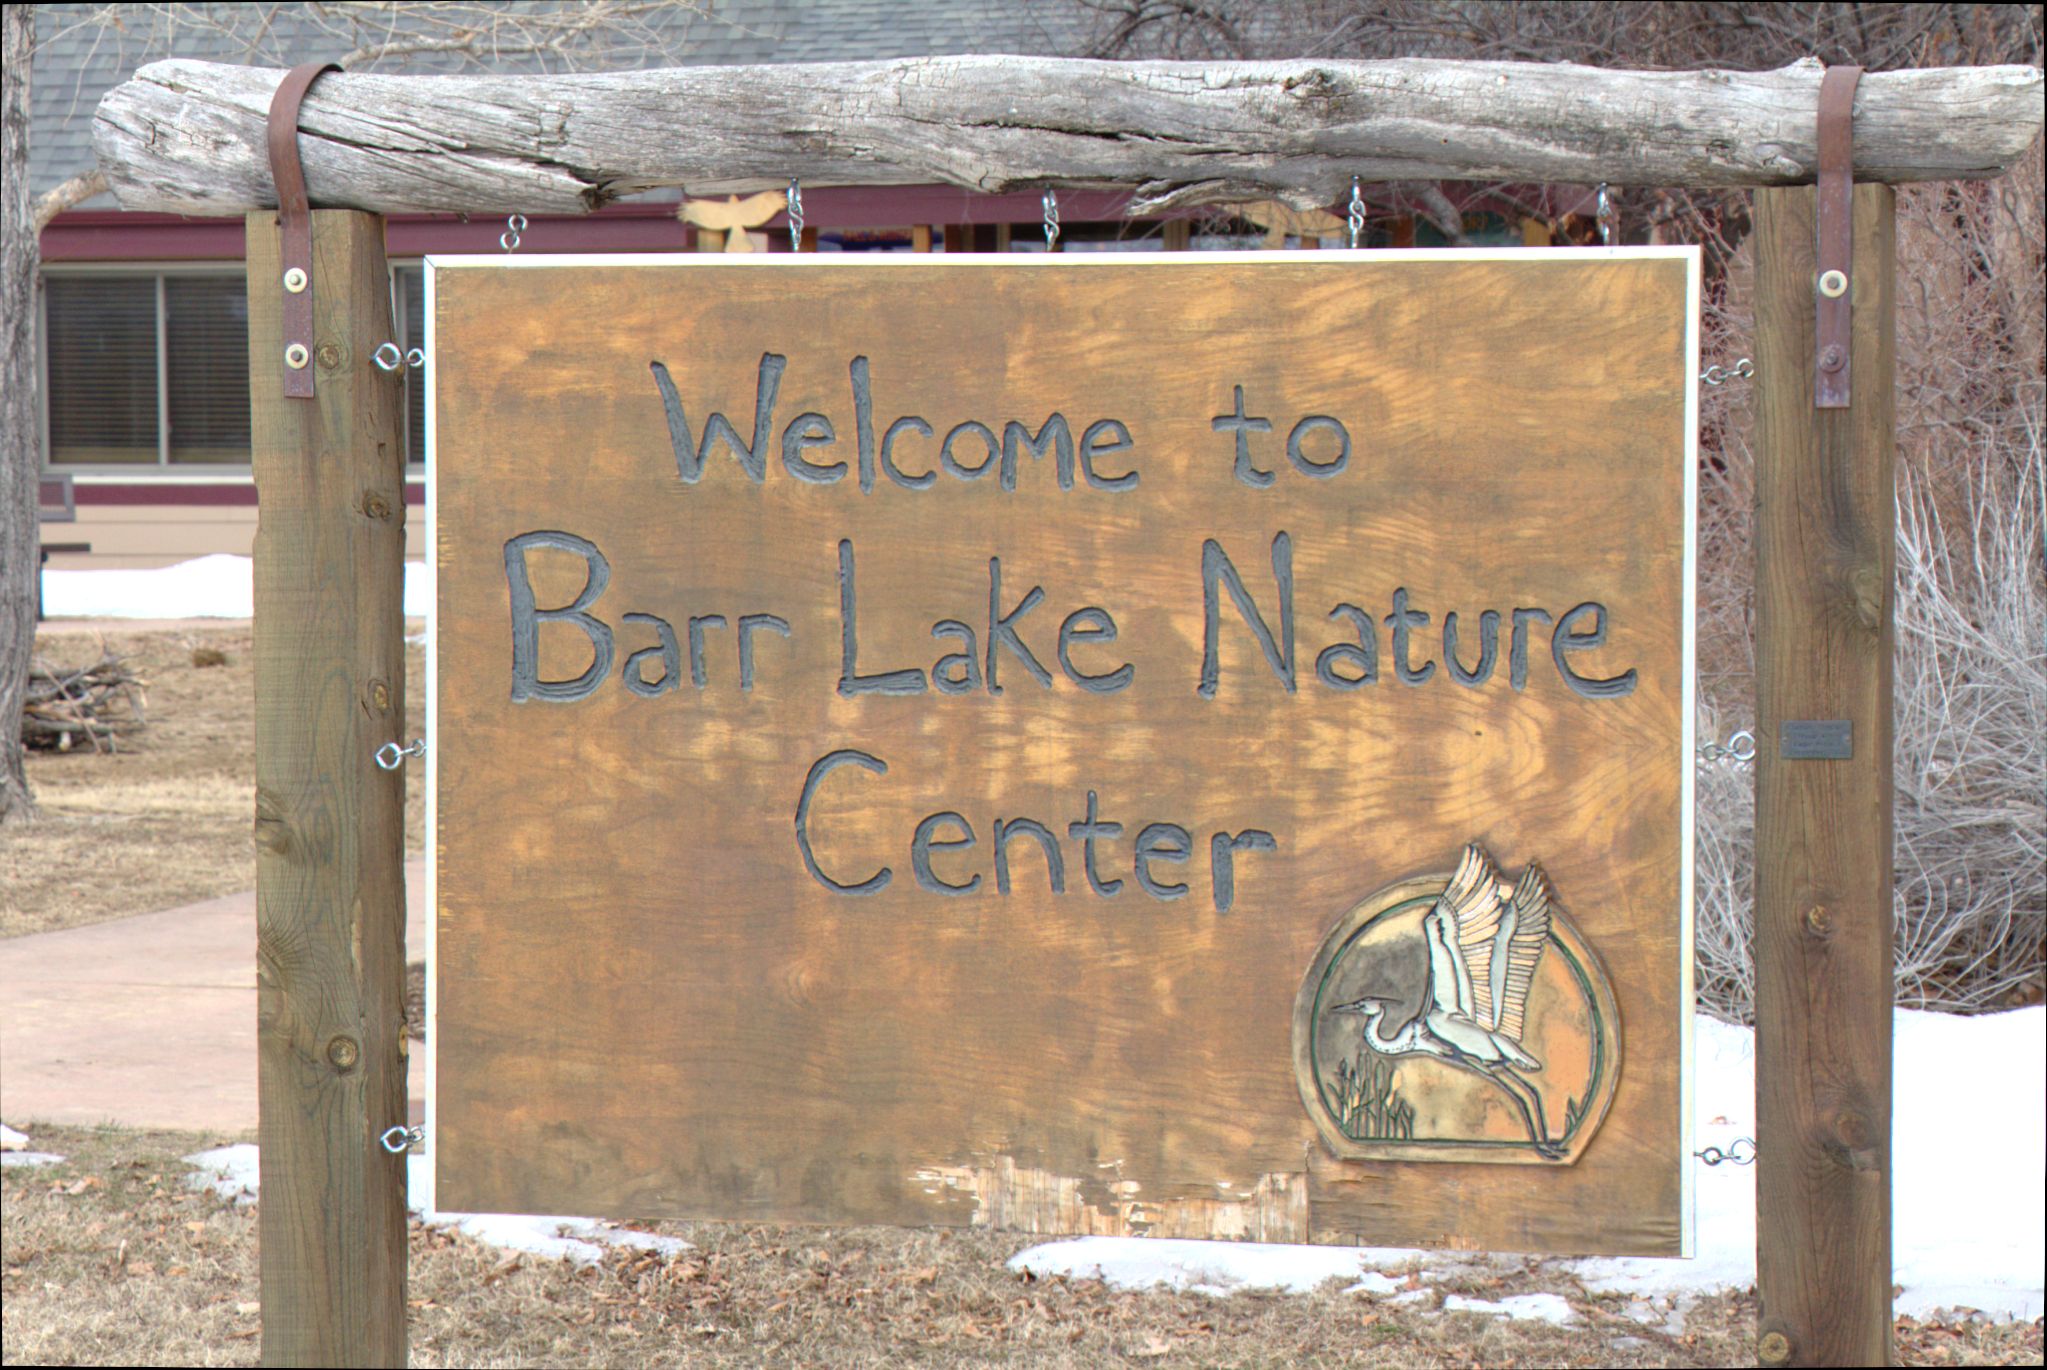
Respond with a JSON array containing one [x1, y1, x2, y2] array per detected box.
[[44, 271, 249, 467], [44, 265, 428, 470]]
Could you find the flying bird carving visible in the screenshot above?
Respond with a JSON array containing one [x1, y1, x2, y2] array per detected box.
[[1333, 843, 1562, 1156], [677, 191, 787, 253]]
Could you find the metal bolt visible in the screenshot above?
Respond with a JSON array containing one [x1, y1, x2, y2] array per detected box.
[[1758, 1330, 1793, 1365], [1819, 344, 1846, 372], [1818, 268, 1849, 298], [283, 267, 308, 294], [1804, 904, 1833, 936], [284, 342, 310, 370], [326, 1036, 360, 1071]]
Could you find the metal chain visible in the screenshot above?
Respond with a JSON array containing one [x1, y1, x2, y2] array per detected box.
[[500, 213, 527, 253], [1347, 177, 1365, 250], [1701, 358, 1756, 386], [786, 178, 805, 252], [1697, 730, 1757, 765], [1595, 183, 1616, 247], [1695, 1137, 1757, 1166], [1042, 189, 1061, 250]]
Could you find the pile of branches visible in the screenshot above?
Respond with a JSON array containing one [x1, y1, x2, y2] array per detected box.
[[22, 654, 148, 752]]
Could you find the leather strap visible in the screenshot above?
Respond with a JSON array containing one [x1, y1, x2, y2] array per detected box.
[[1814, 65, 1861, 410], [267, 62, 340, 400]]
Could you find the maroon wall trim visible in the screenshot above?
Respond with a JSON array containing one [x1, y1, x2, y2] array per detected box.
[[73, 481, 426, 506]]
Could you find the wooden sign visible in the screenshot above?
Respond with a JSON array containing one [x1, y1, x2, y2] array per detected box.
[[428, 251, 1697, 1257]]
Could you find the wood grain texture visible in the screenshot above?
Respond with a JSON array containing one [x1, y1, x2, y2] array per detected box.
[[1753, 187, 1896, 1366], [433, 253, 1693, 1256], [93, 57, 2044, 217], [248, 210, 409, 1367]]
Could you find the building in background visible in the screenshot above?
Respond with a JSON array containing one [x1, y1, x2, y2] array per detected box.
[[31, 1, 1582, 569]]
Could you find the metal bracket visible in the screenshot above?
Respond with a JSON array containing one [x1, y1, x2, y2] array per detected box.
[[266, 61, 341, 401], [1814, 65, 1861, 410]]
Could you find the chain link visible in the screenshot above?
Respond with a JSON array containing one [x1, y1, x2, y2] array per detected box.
[[1347, 177, 1365, 250], [786, 179, 804, 252], [1595, 183, 1616, 247], [1697, 729, 1757, 765], [1695, 1137, 1757, 1166], [1042, 189, 1061, 250], [1701, 358, 1756, 386], [500, 213, 528, 253], [375, 737, 427, 771], [380, 1124, 424, 1155]]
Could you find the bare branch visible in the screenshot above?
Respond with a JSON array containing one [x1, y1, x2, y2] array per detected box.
[[33, 169, 106, 234]]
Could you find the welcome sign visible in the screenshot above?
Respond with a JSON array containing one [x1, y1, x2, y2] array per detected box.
[[428, 250, 1696, 1256]]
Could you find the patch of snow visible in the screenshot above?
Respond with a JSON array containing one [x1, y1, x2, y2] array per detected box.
[[1, 1152, 67, 1168], [185, 1143, 260, 1206], [1443, 1292, 1581, 1325], [1388, 1288, 1433, 1307], [1342, 1271, 1402, 1295], [1012, 1008, 2046, 1322], [1, 1123, 29, 1151], [43, 554, 426, 620], [1009, 1236, 1428, 1295]]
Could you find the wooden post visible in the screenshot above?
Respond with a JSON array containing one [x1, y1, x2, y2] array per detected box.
[[1752, 183, 1895, 1367], [246, 209, 410, 1367]]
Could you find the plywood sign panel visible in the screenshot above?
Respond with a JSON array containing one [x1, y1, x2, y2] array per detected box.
[[429, 251, 1696, 1257]]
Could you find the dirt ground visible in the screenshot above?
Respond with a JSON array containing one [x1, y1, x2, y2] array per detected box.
[[5, 1126, 2039, 1369], [1, 623, 424, 938]]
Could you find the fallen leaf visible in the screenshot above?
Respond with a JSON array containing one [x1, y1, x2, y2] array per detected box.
[[1134, 1335, 1172, 1358], [165, 1265, 189, 1277], [229, 1329, 258, 1341], [910, 1266, 938, 1286], [236, 1301, 260, 1316]]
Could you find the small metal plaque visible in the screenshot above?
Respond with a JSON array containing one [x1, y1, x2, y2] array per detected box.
[[1781, 719, 1853, 760]]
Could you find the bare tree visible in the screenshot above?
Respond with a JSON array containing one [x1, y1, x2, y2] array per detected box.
[[3, 7, 38, 823], [0, 1, 713, 824]]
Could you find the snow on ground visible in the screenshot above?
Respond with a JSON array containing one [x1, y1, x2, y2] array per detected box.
[[162, 1006, 2041, 1317], [1012, 1007, 2046, 1322], [179, 1144, 691, 1267], [2, 1152, 67, 1168], [1, 1123, 30, 1150], [1443, 1292, 1581, 1325], [42, 554, 427, 619]]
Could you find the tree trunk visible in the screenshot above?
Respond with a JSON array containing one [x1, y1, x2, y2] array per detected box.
[[1, 6, 39, 826], [92, 56, 2043, 218]]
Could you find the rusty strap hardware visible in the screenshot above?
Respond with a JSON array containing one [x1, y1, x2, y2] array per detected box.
[[1814, 65, 1862, 410], [266, 61, 341, 400]]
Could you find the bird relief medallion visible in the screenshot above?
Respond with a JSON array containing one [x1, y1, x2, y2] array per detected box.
[[1292, 843, 1622, 1164]]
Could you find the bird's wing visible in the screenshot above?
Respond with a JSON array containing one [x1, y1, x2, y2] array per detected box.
[[1496, 862, 1554, 1043], [1444, 844, 1506, 1028]]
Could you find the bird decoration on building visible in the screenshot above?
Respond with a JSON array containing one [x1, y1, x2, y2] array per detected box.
[[678, 191, 787, 253], [1332, 843, 1560, 1156]]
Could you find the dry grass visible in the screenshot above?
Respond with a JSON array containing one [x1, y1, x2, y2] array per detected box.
[[0, 624, 424, 939], [15, 1123, 2035, 1370]]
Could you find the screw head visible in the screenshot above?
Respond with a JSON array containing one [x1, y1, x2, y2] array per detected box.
[[282, 266, 308, 294], [284, 342, 310, 370], [1818, 268, 1849, 298], [326, 1035, 360, 1071], [1820, 344, 1847, 372]]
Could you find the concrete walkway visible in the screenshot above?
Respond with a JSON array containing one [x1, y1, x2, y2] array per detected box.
[[1, 862, 425, 1134]]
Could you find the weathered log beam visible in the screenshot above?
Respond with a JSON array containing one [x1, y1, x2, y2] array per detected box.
[[94, 55, 2042, 217]]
